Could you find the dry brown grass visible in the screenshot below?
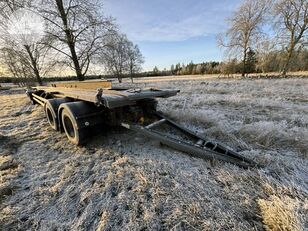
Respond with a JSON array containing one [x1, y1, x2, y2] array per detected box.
[[258, 196, 301, 231]]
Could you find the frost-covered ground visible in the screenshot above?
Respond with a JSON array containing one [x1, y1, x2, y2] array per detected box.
[[0, 78, 307, 231]]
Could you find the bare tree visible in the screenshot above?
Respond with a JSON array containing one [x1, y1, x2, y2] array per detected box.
[[101, 34, 144, 83], [273, 0, 308, 75], [127, 42, 144, 83], [0, 0, 56, 85], [255, 38, 281, 73], [100, 33, 130, 83], [0, 47, 33, 86], [1, 40, 59, 85], [38, 0, 115, 81], [218, 0, 269, 76]]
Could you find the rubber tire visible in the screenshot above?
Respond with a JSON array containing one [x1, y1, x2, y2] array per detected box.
[[45, 98, 70, 131], [45, 103, 58, 130], [61, 108, 87, 145]]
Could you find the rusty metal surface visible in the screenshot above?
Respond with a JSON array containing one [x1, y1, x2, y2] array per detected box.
[[34, 86, 179, 109]]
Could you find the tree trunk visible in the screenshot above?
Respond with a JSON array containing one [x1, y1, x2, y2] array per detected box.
[[68, 42, 84, 81], [55, 0, 84, 81], [130, 68, 134, 83], [282, 45, 294, 76], [24, 45, 43, 85], [117, 74, 122, 83], [242, 49, 247, 77]]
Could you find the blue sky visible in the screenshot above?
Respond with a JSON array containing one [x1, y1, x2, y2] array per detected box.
[[104, 0, 242, 71]]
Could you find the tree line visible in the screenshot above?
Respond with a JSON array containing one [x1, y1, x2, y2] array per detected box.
[[148, 48, 308, 77], [1, 45, 307, 84], [0, 0, 144, 85]]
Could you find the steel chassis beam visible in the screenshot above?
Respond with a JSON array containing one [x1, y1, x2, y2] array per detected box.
[[122, 112, 258, 168], [31, 92, 48, 105]]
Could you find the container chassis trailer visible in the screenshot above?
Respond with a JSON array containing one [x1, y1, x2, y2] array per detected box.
[[26, 81, 258, 168]]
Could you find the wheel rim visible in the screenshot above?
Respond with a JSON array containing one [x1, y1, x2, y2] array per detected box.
[[63, 114, 75, 138]]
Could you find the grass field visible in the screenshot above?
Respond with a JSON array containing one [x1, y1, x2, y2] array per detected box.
[[0, 77, 307, 230]]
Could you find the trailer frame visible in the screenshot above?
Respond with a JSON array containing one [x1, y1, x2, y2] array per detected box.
[[26, 82, 258, 168]]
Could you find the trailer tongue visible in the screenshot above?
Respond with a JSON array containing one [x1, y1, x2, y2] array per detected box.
[[27, 80, 258, 168], [121, 112, 258, 168]]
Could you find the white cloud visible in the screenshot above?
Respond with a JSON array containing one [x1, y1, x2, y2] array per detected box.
[[105, 0, 239, 42], [128, 14, 223, 42]]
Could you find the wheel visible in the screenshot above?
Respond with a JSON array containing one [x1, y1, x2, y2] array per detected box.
[[45, 98, 70, 131], [45, 103, 57, 130], [61, 108, 87, 145], [58, 101, 105, 145]]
